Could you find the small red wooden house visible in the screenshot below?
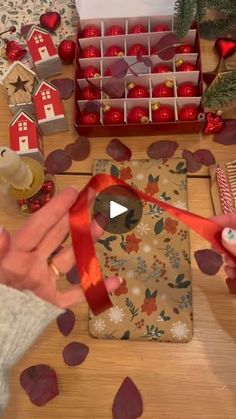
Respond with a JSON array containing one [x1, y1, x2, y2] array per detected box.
[[33, 80, 67, 135], [26, 25, 62, 79], [10, 110, 44, 164]]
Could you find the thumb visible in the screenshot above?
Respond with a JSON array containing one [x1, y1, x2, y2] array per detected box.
[[221, 227, 236, 257], [0, 227, 10, 260]]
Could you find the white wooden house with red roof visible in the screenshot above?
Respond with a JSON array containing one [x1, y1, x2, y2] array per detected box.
[[33, 80, 67, 135], [26, 25, 62, 79], [9, 110, 44, 164]]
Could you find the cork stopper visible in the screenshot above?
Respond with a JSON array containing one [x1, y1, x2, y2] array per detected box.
[[176, 59, 184, 68], [118, 51, 125, 57], [151, 102, 160, 111], [165, 79, 174, 88], [140, 116, 149, 124], [127, 82, 135, 90], [103, 105, 111, 112]]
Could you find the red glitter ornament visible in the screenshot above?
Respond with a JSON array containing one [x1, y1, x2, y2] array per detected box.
[[152, 103, 175, 122], [130, 24, 147, 34], [81, 45, 100, 58], [128, 43, 148, 56], [28, 199, 42, 212], [79, 85, 100, 100], [152, 80, 174, 97], [177, 82, 199, 97], [152, 24, 169, 32], [176, 44, 195, 54], [5, 40, 27, 61], [80, 111, 100, 125], [81, 24, 101, 38], [176, 60, 197, 72], [41, 180, 54, 194], [105, 45, 125, 57], [105, 25, 125, 36], [81, 65, 100, 79], [58, 39, 76, 64], [42, 193, 52, 205], [127, 107, 149, 124], [103, 106, 124, 125], [178, 104, 199, 121], [152, 63, 172, 73], [127, 82, 149, 99], [203, 112, 224, 135]]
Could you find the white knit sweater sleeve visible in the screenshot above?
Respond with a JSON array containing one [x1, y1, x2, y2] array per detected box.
[[0, 284, 63, 415]]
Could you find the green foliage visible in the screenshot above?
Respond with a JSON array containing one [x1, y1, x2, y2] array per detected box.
[[202, 71, 236, 110], [174, 0, 196, 39], [199, 19, 234, 39]]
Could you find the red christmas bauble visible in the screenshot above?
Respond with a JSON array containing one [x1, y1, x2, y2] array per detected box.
[[28, 199, 42, 212], [128, 43, 148, 56], [203, 112, 224, 134], [152, 24, 169, 32], [130, 24, 147, 34], [153, 81, 174, 98], [79, 85, 100, 100], [127, 83, 149, 99], [81, 45, 100, 58], [80, 111, 100, 125], [152, 104, 175, 122], [58, 40, 76, 64], [127, 107, 149, 124], [41, 180, 54, 194], [81, 65, 100, 78], [176, 44, 195, 54], [152, 63, 172, 73], [103, 107, 124, 125], [41, 193, 52, 205], [6, 40, 27, 61], [177, 82, 199, 97], [178, 104, 199, 121], [40, 11, 61, 32], [81, 24, 101, 38], [17, 198, 27, 208], [176, 61, 197, 72], [105, 25, 125, 36], [105, 45, 125, 57]]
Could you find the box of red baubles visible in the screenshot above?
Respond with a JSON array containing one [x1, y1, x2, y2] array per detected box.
[[74, 0, 204, 136]]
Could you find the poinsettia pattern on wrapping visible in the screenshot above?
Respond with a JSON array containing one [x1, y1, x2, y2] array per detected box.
[[89, 159, 192, 342]]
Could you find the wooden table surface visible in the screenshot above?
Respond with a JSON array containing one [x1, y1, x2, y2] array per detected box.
[[1, 39, 236, 419]]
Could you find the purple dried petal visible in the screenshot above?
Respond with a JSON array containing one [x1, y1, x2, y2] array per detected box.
[[214, 120, 236, 145], [20, 365, 59, 406], [51, 78, 74, 99], [154, 33, 178, 60], [66, 265, 80, 284], [102, 78, 125, 99], [62, 342, 89, 366], [147, 140, 178, 159], [83, 101, 101, 113], [112, 377, 143, 419], [109, 59, 129, 78], [137, 50, 144, 62], [45, 150, 72, 174], [194, 249, 223, 275], [107, 138, 132, 162], [142, 56, 152, 67], [193, 149, 216, 166], [182, 149, 202, 173], [21, 24, 34, 39], [65, 136, 90, 161], [57, 309, 75, 336]]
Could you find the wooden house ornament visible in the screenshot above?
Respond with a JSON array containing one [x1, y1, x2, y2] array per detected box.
[[9, 110, 44, 164], [1, 61, 38, 114], [26, 25, 62, 79], [33, 80, 67, 135]]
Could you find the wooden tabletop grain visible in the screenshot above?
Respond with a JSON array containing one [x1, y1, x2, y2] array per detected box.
[[1, 38, 236, 419]]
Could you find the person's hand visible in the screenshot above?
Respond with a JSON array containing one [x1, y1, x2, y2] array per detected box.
[[0, 187, 121, 308]]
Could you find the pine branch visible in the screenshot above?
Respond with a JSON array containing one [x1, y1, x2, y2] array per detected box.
[[174, 0, 196, 39], [202, 71, 236, 110], [199, 18, 233, 39], [206, 0, 236, 12], [196, 0, 207, 21]]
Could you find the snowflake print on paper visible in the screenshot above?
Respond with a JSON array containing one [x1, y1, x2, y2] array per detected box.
[[94, 318, 106, 333], [136, 222, 150, 236], [170, 321, 189, 341], [108, 306, 125, 324]]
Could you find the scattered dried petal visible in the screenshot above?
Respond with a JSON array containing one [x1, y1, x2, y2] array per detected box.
[[21, 24, 34, 39], [20, 365, 59, 406], [154, 33, 178, 60], [65, 136, 90, 161], [193, 149, 216, 166], [62, 342, 89, 366], [147, 140, 178, 159], [45, 150, 72, 174], [66, 265, 80, 284], [107, 138, 132, 162], [214, 120, 236, 145], [112, 377, 143, 419], [182, 149, 202, 173], [142, 57, 152, 67], [194, 249, 223, 275], [57, 309, 75, 336], [102, 78, 125, 99], [51, 78, 74, 99], [109, 59, 130, 78], [83, 101, 101, 113]]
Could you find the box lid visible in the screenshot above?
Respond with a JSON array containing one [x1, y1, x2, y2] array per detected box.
[[76, 0, 175, 20]]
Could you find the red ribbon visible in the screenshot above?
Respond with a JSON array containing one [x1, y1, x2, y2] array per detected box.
[[70, 174, 229, 315]]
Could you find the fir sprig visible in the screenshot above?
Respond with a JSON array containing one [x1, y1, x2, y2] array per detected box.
[[199, 19, 234, 39], [174, 0, 196, 38], [202, 71, 236, 110]]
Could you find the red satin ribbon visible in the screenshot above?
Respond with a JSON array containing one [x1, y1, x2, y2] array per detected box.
[[69, 174, 229, 316]]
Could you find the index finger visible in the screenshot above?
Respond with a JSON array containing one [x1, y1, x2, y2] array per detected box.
[[211, 213, 236, 228], [14, 187, 78, 251]]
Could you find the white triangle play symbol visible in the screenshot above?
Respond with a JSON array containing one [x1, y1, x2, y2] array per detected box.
[[110, 200, 128, 219]]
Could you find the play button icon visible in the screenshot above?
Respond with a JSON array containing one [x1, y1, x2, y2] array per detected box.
[[93, 185, 143, 234]]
